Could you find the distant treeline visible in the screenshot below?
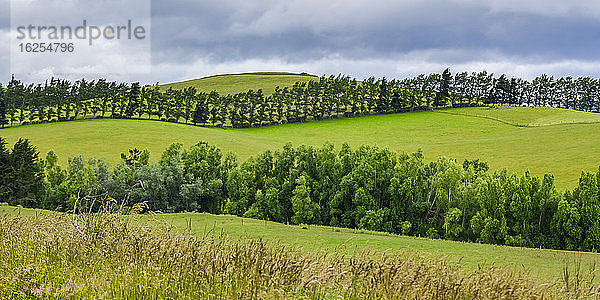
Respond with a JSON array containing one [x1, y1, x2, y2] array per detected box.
[[3, 136, 600, 252], [1, 70, 600, 128]]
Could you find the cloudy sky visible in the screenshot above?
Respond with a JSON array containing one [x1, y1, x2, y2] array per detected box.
[[1, 0, 600, 84]]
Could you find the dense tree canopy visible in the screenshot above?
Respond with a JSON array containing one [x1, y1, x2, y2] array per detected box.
[[4, 137, 600, 252]]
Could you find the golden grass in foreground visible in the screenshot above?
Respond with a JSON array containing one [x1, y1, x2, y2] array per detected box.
[[1, 212, 599, 299]]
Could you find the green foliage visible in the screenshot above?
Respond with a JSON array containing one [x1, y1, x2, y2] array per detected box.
[[291, 176, 318, 224], [444, 207, 464, 240], [0, 137, 11, 199], [4, 70, 600, 133], [552, 198, 583, 250], [4, 105, 600, 188], [435, 68, 452, 107], [120, 148, 150, 170], [400, 221, 412, 235], [2, 138, 44, 206], [124, 82, 141, 118], [8, 138, 600, 253], [192, 98, 208, 125]]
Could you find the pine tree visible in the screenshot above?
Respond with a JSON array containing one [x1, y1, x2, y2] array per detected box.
[[183, 87, 197, 123], [378, 77, 390, 112], [192, 95, 208, 126], [435, 68, 452, 107], [0, 137, 11, 200], [9, 138, 44, 206], [390, 89, 402, 112], [124, 82, 141, 118]]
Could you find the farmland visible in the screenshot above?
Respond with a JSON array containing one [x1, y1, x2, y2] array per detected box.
[[2, 106, 600, 188], [4, 0, 600, 297], [3, 72, 600, 298], [1, 205, 598, 298]]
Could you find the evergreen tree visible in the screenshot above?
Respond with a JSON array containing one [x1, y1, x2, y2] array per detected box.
[[124, 82, 141, 118], [192, 94, 209, 125], [435, 68, 452, 107], [8, 138, 44, 206], [182, 87, 197, 123], [390, 89, 403, 112], [378, 77, 390, 112], [0, 137, 11, 201], [492, 74, 510, 105]]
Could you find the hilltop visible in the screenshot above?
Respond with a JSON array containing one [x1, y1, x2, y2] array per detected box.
[[158, 72, 318, 95]]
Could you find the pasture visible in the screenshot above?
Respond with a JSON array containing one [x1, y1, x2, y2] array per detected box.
[[2, 106, 600, 188]]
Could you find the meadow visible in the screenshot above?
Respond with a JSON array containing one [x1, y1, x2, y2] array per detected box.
[[149, 210, 600, 283], [443, 106, 600, 127], [2, 205, 599, 299], [2, 106, 600, 188]]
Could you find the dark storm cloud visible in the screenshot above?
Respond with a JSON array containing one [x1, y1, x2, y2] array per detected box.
[[147, 0, 600, 79], [2, 0, 600, 82]]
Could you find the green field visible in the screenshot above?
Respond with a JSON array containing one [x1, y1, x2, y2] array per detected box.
[[2, 205, 597, 284], [159, 72, 318, 95], [443, 106, 600, 127], [2, 106, 599, 188]]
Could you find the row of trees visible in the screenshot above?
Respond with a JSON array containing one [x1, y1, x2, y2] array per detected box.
[[2, 70, 600, 128], [3, 137, 600, 252]]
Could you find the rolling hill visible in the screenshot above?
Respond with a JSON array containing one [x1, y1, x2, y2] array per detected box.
[[3, 72, 600, 294], [158, 72, 318, 95], [2, 106, 600, 188]]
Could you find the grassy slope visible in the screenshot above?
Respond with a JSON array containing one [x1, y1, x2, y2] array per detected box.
[[159, 72, 318, 95], [2, 107, 600, 188], [443, 106, 600, 127], [2, 205, 598, 284]]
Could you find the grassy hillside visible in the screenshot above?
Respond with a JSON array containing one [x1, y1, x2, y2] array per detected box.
[[2, 107, 599, 188], [2, 205, 598, 284], [159, 72, 318, 95], [154, 212, 600, 284], [443, 106, 600, 127]]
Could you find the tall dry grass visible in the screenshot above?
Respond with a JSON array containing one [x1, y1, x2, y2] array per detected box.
[[0, 210, 598, 299]]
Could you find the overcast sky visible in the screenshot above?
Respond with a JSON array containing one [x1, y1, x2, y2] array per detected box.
[[1, 0, 600, 84]]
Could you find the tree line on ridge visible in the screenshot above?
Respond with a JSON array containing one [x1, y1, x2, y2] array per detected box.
[[1, 69, 600, 128]]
